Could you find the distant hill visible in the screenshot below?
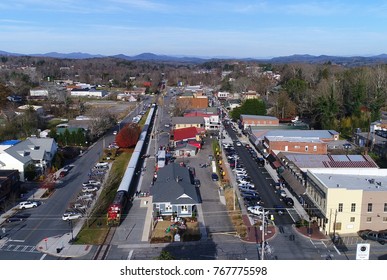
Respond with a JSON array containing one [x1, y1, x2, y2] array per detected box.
[[1, 50, 387, 65], [268, 54, 387, 65], [0, 50, 23, 56], [111, 52, 207, 63], [30, 52, 104, 59]]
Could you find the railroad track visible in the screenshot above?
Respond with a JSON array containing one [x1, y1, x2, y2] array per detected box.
[[93, 226, 116, 260]]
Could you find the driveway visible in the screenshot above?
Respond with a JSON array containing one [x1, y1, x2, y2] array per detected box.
[[177, 136, 234, 234]]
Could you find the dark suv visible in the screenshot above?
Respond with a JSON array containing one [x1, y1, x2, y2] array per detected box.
[[359, 230, 387, 245]]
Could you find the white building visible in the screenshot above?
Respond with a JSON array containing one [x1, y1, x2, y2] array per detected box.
[[70, 88, 108, 98], [217, 91, 230, 99], [29, 88, 49, 97], [0, 137, 58, 181], [16, 105, 44, 115]]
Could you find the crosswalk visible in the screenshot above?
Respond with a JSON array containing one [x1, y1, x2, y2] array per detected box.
[[0, 239, 40, 254]]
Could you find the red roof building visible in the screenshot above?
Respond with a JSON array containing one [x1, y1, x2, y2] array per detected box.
[[172, 127, 202, 145]]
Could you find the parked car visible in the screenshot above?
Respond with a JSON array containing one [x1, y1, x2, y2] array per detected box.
[[59, 170, 68, 178], [244, 198, 262, 207], [193, 178, 201, 188], [73, 203, 88, 210], [211, 173, 219, 181], [238, 183, 255, 190], [6, 213, 30, 223], [235, 171, 248, 177], [359, 230, 387, 245], [82, 185, 99, 192], [233, 168, 246, 173], [62, 212, 82, 221], [283, 197, 294, 206], [237, 178, 251, 185], [77, 193, 94, 200], [240, 189, 259, 196], [278, 189, 287, 198], [18, 200, 40, 209], [247, 205, 269, 216], [82, 180, 101, 186], [243, 194, 262, 204], [62, 165, 74, 172]]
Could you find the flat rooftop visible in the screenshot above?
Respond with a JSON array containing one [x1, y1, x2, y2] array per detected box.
[[308, 168, 387, 192]]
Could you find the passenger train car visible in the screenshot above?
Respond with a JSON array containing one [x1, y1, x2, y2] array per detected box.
[[107, 103, 157, 226]]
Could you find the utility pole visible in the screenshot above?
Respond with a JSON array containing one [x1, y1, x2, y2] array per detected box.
[[332, 209, 338, 240], [261, 208, 265, 260]]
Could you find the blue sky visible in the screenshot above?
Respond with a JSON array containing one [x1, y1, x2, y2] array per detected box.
[[1, 0, 387, 58]]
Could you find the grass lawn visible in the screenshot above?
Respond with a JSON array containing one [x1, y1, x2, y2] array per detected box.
[[150, 219, 200, 243], [75, 149, 132, 244]]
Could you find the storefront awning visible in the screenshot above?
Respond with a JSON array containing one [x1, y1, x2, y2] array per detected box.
[[266, 154, 276, 163], [301, 194, 326, 219], [272, 161, 282, 168], [281, 169, 306, 196]]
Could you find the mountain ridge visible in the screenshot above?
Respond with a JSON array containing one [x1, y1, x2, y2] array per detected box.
[[1, 50, 387, 65]]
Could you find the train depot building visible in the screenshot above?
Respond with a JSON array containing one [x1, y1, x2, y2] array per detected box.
[[151, 163, 200, 219]]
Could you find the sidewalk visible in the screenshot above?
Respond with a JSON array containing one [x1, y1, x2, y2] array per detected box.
[[241, 214, 276, 243], [35, 222, 92, 258]]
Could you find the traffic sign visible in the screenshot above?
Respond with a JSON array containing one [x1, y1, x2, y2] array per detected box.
[[356, 243, 370, 260]]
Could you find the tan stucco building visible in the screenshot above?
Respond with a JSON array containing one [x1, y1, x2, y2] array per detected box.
[[305, 168, 387, 235]]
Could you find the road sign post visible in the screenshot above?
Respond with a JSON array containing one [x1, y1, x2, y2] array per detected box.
[[356, 243, 370, 260]]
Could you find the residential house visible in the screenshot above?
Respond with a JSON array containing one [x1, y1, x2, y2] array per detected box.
[[241, 90, 259, 100], [173, 142, 198, 157], [152, 163, 200, 218], [16, 105, 44, 116], [0, 137, 58, 181], [304, 168, 387, 235], [117, 94, 137, 102]]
